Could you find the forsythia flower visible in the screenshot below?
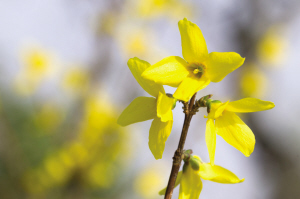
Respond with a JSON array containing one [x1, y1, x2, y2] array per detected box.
[[159, 155, 244, 199], [205, 98, 275, 165], [117, 57, 175, 159], [142, 18, 245, 102]]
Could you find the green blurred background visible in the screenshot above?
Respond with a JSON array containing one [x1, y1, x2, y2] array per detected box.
[[0, 0, 299, 198]]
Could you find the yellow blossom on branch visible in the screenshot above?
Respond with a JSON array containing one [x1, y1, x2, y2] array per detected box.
[[117, 57, 176, 159], [159, 155, 244, 199], [205, 98, 275, 165], [142, 18, 245, 102]]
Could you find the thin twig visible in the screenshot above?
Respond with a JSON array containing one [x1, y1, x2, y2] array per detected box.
[[164, 93, 197, 199]]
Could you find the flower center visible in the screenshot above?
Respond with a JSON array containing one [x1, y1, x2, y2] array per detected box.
[[193, 68, 200, 74], [188, 63, 206, 78]]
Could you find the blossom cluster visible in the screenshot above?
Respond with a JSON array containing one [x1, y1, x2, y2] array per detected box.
[[118, 18, 275, 198]]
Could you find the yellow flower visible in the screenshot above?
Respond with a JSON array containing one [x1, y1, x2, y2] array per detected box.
[[62, 66, 89, 95], [205, 98, 275, 165], [256, 26, 287, 66], [117, 57, 175, 159], [142, 18, 245, 102], [240, 63, 268, 98], [159, 155, 244, 199], [134, 0, 193, 19], [15, 45, 58, 95], [134, 163, 168, 198]]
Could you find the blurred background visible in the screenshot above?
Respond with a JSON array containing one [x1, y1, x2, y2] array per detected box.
[[0, 0, 299, 198]]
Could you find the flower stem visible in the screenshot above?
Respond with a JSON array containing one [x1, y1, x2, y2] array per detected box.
[[164, 93, 197, 199]]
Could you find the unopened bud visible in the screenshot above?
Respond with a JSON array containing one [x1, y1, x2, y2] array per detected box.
[[183, 149, 193, 162], [197, 94, 213, 107], [183, 163, 188, 173], [189, 156, 200, 171]]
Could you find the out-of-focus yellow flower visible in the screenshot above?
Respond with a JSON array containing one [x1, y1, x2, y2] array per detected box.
[[115, 20, 169, 62], [34, 103, 64, 133], [257, 26, 287, 66], [23, 91, 132, 195], [116, 24, 153, 59], [142, 18, 245, 102], [205, 98, 275, 165], [133, 0, 193, 19], [134, 163, 167, 198], [15, 45, 58, 96], [97, 12, 118, 35], [118, 57, 175, 159], [87, 161, 116, 188], [159, 155, 244, 199], [62, 67, 89, 96], [44, 155, 69, 185], [23, 47, 51, 75], [240, 64, 268, 98]]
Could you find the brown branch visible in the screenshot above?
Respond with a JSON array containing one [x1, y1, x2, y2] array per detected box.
[[164, 93, 197, 199]]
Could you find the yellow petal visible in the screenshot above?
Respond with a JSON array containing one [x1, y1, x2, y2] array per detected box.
[[178, 18, 208, 63], [142, 56, 189, 87], [205, 119, 216, 165], [158, 171, 183, 195], [173, 75, 210, 102], [117, 97, 157, 126], [226, 98, 275, 113], [149, 117, 173, 159], [205, 52, 245, 82], [157, 92, 174, 122], [207, 101, 229, 119], [215, 111, 255, 157], [179, 164, 203, 199], [214, 101, 229, 118], [199, 163, 244, 184], [128, 57, 165, 97]]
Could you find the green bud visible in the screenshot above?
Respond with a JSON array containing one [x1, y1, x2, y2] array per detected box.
[[183, 149, 193, 156], [189, 156, 200, 171], [206, 99, 212, 113], [183, 162, 188, 173], [203, 94, 213, 102], [183, 149, 193, 162], [211, 100, 222, 103]]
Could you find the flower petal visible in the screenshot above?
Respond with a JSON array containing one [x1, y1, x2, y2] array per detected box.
[[178, 18, 208, 63], [158, 171, 183, 195], [117, 97, 157, 126], [199, 163, 244, 184], [142, 56, 189, 87], [207, 101, 229, 119], [128, 57, 165, 97], [149, 117, 173, 159], [205, 119, 216, 165], [205, 52, 245, 82], [215, 111, 255, 157], [157, 92, 174, 122], [226, 98, 275, 113], [173, 75, 210, 102], [179, 164, 203, 199]]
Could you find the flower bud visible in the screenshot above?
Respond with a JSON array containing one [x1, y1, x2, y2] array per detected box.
[[189, 156, 201, 171]]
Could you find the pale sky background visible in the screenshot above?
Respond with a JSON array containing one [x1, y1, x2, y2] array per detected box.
[[0, 0, 299, 199]]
